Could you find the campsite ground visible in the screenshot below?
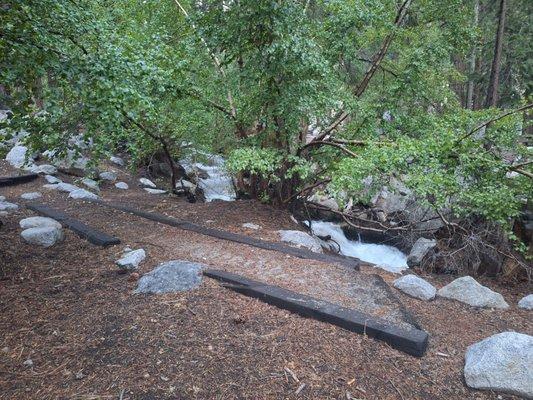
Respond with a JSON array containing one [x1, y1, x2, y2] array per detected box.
[[0, 161, 531, 400]]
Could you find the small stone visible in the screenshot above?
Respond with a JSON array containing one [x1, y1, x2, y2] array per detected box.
[[115, 182, 129, 190], [75, 371, 85, 380], [242, 223, 261, 230], [518, 294, 533, 310], [45, 175, 61, 184], [23, 359, 33, 367], [81, 178, 99, 191], [99, 171, 117, 181], [135, 260, 204, 294], [21, 226, 64, 247], [20, 192, 42, 200], [407, 238, 437, 267], [116, 249, 146, 271], [68, 189, 99, 200], [110, 156, 125, 166], [20, 216, 61, 230], [393, 274, 436, 300], [0, 201, 18, 211], [438, 276, 509, 309], [139, 177, 157, 188], [56, 182, 82, 193], [144, 188, 167, 195], [464, 331, 533, 398]]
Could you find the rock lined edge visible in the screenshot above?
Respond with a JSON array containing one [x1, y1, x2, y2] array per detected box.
[[204, 269, 429, 357], [26, 203, 120, 247], [87, 199, 360, 270]]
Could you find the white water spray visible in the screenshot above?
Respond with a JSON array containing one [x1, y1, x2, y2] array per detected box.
[[309, 220, 408, 274]]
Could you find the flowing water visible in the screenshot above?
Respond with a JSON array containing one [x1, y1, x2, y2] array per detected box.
[[308, 220, 408, 273]]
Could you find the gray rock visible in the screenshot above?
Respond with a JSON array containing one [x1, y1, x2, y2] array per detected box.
[[21, 226, 64, 247], [144, 188, 167, 195], [135, 260, 204, 294], [5, 145, 30, 168], [99, 171, 117, 181], [43, 184, 59, 190], [68, 189, 99, 200], [308, 193, 339, 211], [116, 249, 146, 271], [175, 179, 196, 190], [0, 196, 5, 201], [115, 182, 129, 190], [139, 177, 157, 188], [44, 175, 61, 184], [438, 276, 509, 309], [20, 192, 42, 200], [81, 178, 99, 191], [56, 182, 81, 193], [407, 238, 437, 266], [393, 275, 436, 300], [27, 164, 57, 175], [518, 294, 533, 310], [242, 222, 261, 230], [23, 359, 33, 367], [110, 156, 125, 166], [278, 230, 324, 253], [20, 216, 61, 230], [464, 332, 533, 398], [0, 201, 18, 211]]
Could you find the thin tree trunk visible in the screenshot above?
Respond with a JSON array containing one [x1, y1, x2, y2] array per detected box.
[[466, 0, 479, 109], [484, 0, 507, 108]]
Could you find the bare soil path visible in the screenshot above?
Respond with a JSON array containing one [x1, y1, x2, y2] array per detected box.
[[0, 162, 531, 399]]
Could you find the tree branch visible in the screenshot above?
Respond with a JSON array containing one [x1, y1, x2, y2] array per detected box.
[[455, 102, 533, 144]]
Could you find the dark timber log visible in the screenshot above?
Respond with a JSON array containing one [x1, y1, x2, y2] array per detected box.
[[205, 269, 429, 357], [0, 173, 39, 187], [88, 199, 360, 269], [26, 203, 120, 247]]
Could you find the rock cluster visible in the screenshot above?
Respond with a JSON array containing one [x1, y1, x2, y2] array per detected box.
[[20, 216, 63, 247]]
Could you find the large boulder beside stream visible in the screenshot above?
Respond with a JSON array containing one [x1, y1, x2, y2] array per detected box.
[[407, 238, 437, 267], [438, 276, 509, 309], [464, 332, 533, 398], [393, 275, 436, 300], [278, 230, 325, 253]]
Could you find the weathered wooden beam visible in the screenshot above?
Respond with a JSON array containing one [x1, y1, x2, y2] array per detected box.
[[0, 173, 39, 187], [26, 203, 120, 247], [89, 200, 359, 269], [205, 269, 429, 357]]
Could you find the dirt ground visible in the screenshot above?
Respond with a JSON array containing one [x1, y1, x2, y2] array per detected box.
[[0, 161, 532, 400]]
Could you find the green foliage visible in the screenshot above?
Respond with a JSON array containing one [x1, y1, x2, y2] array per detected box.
[[0, 0, 531, 231]]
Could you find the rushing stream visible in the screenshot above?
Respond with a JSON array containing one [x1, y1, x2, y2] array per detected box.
[[308, 220, 408, 273]]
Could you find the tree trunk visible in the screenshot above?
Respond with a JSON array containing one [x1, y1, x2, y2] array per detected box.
[[466, 0, 479, 109], [484, 0, 507, 108]]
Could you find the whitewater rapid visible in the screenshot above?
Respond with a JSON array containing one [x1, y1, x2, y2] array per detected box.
[[308, 220, 408, 273]]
